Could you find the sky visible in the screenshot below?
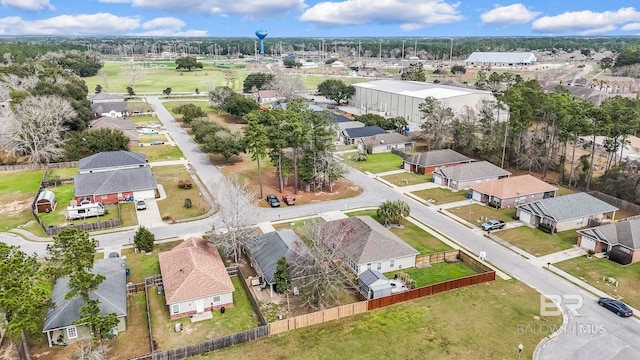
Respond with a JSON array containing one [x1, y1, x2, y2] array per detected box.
[[0, 0, 640, 37]]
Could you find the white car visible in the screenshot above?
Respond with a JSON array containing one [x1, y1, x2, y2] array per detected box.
[[136, 200, 146, 210]]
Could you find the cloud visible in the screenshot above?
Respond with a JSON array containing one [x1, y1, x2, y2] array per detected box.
[[480, 4, 540, 25], [136, 29, 208, 36], [0, 13, 139, 35], [138, 17, 207, 36], [300, 0, 463, 30], [532, 7, 640, 35], [1, 0, 53, 11], [128, 0, 306, 20], [621, 22, 640, 31], [98, 0, 131, 3], [142, 17, 185, 30]]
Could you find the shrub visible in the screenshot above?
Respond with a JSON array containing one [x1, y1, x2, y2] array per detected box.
[[134, 226, 155, 252], [161, 213, 171, 221], [184, 198, 192, 208]]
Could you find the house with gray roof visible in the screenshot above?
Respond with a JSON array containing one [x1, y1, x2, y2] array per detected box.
[[577, 218, 640, 265], [245, 229, 309, 297], [516, 192, 618, 233], [74, 167, 157, 204], [432, 161, 511, 190], [43, 258, 127, 347], [78, 151, 148, 174], [402, 149, 473, 174], [340, 126, 388, 145], [90, 92, 128, 118], [89, 117, 139, 148], [320, 216, 419, 274], [331, 113, 365, 133], [357, 132, 414, 154]]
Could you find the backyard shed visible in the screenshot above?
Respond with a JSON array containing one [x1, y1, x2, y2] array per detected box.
[[36, 189, 57, 213], [359, 269, 392, 299]]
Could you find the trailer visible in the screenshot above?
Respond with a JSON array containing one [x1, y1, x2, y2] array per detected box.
[[66, 203, 107, 220]]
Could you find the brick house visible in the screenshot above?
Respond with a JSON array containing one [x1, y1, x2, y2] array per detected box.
[[402, 149, 473, 174], [470, 174, 558, 208], [577, 218, 640, 265]]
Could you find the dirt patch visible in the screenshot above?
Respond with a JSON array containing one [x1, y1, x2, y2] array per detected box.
[[208, 113, 246, 132], [0, 196, 32, 217]]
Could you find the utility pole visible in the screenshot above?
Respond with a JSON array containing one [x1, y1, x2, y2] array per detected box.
[[449, 38, 454, 66], [414, 39, 417, 57], [358, 40, 361, 65], [379, 40, 382, 65], [501, 108, 509, 169], [402, 40, 405, 60]]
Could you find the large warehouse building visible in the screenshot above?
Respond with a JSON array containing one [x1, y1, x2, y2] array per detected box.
[[464, 52, 537, 67], [350, 80, 501, 127]]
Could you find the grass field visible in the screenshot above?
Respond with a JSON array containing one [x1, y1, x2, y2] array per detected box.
[[121, 240, 182, 283], [381, 172, 432, 186], [347, 153, 403, 174], [346, 210, 450, 254], [47, 167, 77, 179], [446, 204, 516, 227], [128, 114, 162, 125], [134, 144, 184, 162], [386, 261, 479, 287], [202, 278, 561, 360], [412, 187, 470, 205], [0, 169, 45, 232], [108, 293, 151, 359], [153, 165, 211, 221], [556, 256, 640, 309], [497, 227, 577, 257]]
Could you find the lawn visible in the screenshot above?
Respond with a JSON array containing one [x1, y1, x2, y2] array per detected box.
[[496, 227, 578, 257], [386, 261, 479, 288], [272, 218, 324, 231], [108, 292, 151, 359], [346, 210, 451, 254], [347, 153, 403, 174], [121, 240, 183, 283], [202, 278, 561, 360], [139, 133, 168, 143], [149, 276, 260, 351], [46, 167, 77, 180], [381, 172, 432, 186], [152, 165, 211, 221], [0, 169, 44, 231], [555, 185, 578, 197], [38, 184, 120, 227], [446, 204, 516, 227], [555, 256, 640, 309], [412, 187, 470, 205], [120, 202, 138, 227], [127, 114, 162, 126], [134, 144, 184, 162]]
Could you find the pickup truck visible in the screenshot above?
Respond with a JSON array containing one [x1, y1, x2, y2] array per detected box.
[[481, 219, 506, 231]]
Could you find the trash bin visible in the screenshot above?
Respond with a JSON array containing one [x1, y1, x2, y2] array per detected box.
[[125, 268, 130, 276], [220, 306, 225, 314]]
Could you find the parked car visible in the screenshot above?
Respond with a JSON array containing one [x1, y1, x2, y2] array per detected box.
[[266, 194, 280, 207], [598, 297, 633, 317], [150, 140, 164, 145], [282, 194, 295, 205], [136, 200, 146, 210], [481, 219, 506, 231]]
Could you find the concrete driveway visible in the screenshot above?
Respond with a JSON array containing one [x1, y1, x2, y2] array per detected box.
[[135, 198, 165, 229]]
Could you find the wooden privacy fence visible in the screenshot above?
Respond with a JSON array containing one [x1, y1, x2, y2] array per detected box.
[[127, 282, 145, 295], [44, 219, 122, 236], [588, 190, 640, 215], [415, 250, 460, 268], [268, 302, 368, 335], [368, 271, 496, 311], [150, 326, 269, 360], [0, 161, 78, 172]]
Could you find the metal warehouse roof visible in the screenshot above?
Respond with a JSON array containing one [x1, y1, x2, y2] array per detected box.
[[352, 80, 491, 100], [464, 52, 536, 63]]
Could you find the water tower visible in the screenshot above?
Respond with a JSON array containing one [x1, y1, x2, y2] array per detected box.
[[255, 29, 268, 54]]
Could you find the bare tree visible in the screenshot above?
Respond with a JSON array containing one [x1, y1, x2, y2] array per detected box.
[[124, 61, 145, 91], [293, 219, 359, 309], [68, 340, 110, 360], [98, 69, 109, 92], [2, 95, 76, 164], [210, 175, 261, 264], [208, 86, 234, 109], [271, 68, 305, 100]]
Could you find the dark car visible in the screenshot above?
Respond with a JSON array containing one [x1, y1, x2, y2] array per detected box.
[[598, 297, 633, 317], [282, 194, 295, 206], [266, 194, 280, 207]]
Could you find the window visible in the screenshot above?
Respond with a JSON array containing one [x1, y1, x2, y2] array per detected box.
[[101, 195, 108, 200], [576, 218, 584, 225], [213, 296, 221, 304], [367, 263, 371, 270], [67, 326, 78, 339], [171, 304, 180, 314], [390, 259, 395, 268], [376, 262, 381, 270]]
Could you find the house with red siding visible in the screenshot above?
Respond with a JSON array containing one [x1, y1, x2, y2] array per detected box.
[[577, 218, 640, 265], [402, 149, 473, 174]]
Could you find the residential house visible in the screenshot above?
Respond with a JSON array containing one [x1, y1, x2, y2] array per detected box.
[[158, 238, 235, 320], [358, 269, 392, 299], [78, 151, 148, 174], [89, 117, 140, 148], [516, 192, 618, 233], [90, 93, 128, 118], [332, 114, 365, 133], [402, 149, 473, 174], [432, 161, 511, 190], [74, 167, 157, 204], [577, 218, 640, 265], [357, 133, 414, 154], [470, 175, 558, 208], [245, 229, 309, 297], [255, 90, 284, 105], [320, 216, 419, 274], [340, 126, 388, 145], [43, 258, 127, 347]]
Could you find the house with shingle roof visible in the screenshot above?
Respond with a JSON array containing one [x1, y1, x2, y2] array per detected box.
[[78, 151, 148, 174], [158, 238, 235, 320], [89, 117, 139, 148], [357, 132, 414, 154], [402, 149, 473, 174], [340, 126, 388, 145], [470, 174, 558, 209], [577, 218, 640, 265], [74, 167, 157, 204], [320, 216, 419, 274], [432, 161, 511, 190], [90, 92, 128, 118], [245, 229, 309, 297], [43, 258, 127, 347], [332, 113, 365, 133], [516, 193, 618, 233]]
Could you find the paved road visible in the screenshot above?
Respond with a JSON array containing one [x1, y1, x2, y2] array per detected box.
[[5, 97, 640, 359]]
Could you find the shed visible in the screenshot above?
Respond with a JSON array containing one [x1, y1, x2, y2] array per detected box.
[[359, 269, 391, 299], [36, 189, 57, 213]]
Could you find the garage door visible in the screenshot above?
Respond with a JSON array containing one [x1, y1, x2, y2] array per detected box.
[[434, 175, 443, 185], [519, 211, 532, 225], [472, 191, 482, 201], [580, 236, 596, 251]]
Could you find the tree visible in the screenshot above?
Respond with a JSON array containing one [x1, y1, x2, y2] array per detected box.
[[419, 97, 454, 150], [401, 62, 426, 81], [243, 72, 274, 93], [94, 84, 102, 94], [209, 86, 234, 109], [210, 175, 261, 264], [244, 111, 270, 198], [64, 128, 130, 161], [223, 93, 259, 116], [172, 103, 207, 124], [274, 257, 291, 293], [75, 299, 119, 342], [46, 228, 98, 278], [175, 56, 203, 71], [70, 340, 111, 360], [600, 57, 615, 70], [0, 243, 50, 339], [2, 95, 76, 164], [451, 65, 466, 75], [126, 86, 135, 97], [124, 61, 144, 92], [316, 79, 355, 104], [191, 118, 224, 143], [351, 150, 368, 161], [133, 226, 155, 252], [282, 58, 297, 68], [450, 105, 479, 154], [162, 87, 172, 97], [271, 68, 305, 100], [202, 130, 245, 162], [377, 200, 410, 226]]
